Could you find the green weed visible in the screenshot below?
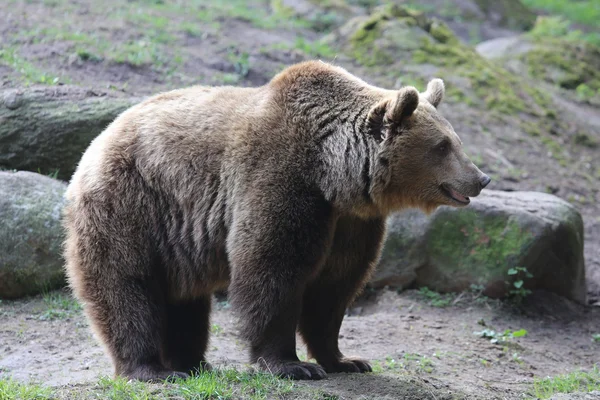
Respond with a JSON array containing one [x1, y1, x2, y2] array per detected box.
[[506, 266, 533, 301], [474, 328, 528, 345], [417, 287, 454, 307]]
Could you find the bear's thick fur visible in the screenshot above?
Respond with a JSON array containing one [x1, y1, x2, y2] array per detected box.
[[63, 61, 489, 381]]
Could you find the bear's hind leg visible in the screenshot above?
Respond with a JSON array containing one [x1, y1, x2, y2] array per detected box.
[[86, 276, 189, 382], [164, 296, 212, 374]]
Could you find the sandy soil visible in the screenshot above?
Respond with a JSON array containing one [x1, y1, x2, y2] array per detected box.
[[1, 289, 598, 399]]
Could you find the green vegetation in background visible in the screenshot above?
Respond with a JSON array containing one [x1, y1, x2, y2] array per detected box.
[[533, 365, 600, 399], [521, 0, 600, 29]]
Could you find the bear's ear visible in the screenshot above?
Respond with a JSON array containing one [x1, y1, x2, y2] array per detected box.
[[367, 87, 419, 141], [423, 78, 444, 108]]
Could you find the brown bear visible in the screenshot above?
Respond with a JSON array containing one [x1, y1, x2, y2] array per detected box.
[[63, 61, 490, 382]]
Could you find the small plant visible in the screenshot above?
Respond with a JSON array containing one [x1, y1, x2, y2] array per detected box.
[[592, 334, 600, 343], [227, 50, 250, 78], [417, 287, 453, 307], [474, 328, 528, 344], [210, 323, 223, 335], [506, 267, 533, 301]]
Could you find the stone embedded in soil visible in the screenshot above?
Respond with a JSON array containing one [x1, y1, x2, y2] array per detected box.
[[0, 171, 67, 299], [371, 190, 586, 304]]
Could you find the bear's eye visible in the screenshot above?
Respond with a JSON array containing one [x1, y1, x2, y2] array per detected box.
[[435, 141, 450, 156]]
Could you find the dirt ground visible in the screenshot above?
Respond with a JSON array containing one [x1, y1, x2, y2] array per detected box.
[[1, 289, 599, 399]]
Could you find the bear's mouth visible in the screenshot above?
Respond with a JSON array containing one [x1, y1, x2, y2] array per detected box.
[[441, 184, 470, 205]]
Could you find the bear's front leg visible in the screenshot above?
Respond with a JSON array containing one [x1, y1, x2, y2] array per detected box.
[[227, 189, 335, 380], [299, 216, 386, 374]]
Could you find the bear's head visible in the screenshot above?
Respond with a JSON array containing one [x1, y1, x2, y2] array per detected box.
[[367, 79, 490, 214]]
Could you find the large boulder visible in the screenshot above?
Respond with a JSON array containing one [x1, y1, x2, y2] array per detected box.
[[371, 190, 586, 304], [0, 86, 139, 181], [0, 171, 67, 299]]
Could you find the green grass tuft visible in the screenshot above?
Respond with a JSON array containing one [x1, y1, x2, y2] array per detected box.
[[0, 377, 53, 400], [39, 291, 82, 321], [533, 365, 600, 399]]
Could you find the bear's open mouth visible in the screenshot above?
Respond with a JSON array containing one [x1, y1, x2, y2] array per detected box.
[[441, 184, 470, 205]]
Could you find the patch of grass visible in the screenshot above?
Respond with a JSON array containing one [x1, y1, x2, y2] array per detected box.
[[593, 334, 600, 343], [417, 287, 454, 308], [193, 0, 309, 30], [403, 353, 435, 373], [533, 365, 600, 399], [111, 40, 164, 67], [0, 377, 53, 400], [294, 38, 336, 59], [39, 291, 82, 321], [97, 376, 155, 400], [0, 47, 61, 85], [372, 355, 404, 373]]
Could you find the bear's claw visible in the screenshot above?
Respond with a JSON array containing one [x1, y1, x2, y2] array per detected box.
[[266, 361, 327, 380], [323, 357, 372, 373]]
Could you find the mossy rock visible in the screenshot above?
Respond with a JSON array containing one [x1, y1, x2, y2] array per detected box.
[[371, 190, 586, 304], [327, 4, 554, 116], [477, 34, 600, 104], [0, 171, 67, 299]]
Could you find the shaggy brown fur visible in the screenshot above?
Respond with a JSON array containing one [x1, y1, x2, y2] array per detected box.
[[63, 61, 489, 381]]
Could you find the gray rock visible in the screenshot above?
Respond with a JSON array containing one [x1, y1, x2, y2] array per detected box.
[[0, 171, 67, 299], [371, 190, 586, 304], [475, 36, 532, 59], [0, 86, 139, 181]]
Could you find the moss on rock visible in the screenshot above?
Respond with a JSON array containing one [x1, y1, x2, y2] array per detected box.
[[334, 4, 555, 116], [424, 210, 534, 285], [520, 39, 600, 97]]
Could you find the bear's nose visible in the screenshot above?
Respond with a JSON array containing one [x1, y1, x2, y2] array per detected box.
[[480, 174, 491, 189]]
